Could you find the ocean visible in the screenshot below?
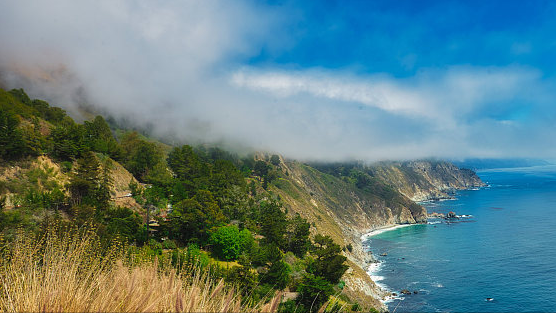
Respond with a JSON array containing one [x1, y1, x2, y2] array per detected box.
[[364, 165, 556, 312]]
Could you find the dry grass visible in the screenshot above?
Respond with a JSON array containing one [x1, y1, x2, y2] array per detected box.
[[0, 226, 280, 312]]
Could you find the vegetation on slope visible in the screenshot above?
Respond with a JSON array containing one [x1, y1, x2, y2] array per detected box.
[[0, 224, 281, 312], [0, 88, 363, 312], [311, 160, 484, 201]]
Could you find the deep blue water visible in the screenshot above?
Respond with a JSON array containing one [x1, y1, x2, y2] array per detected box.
[[364, 165, 556, 312]]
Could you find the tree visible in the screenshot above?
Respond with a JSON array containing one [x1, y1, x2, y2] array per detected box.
[[169, 190, 225, 243], [104, 207, 142, 242], [167, 145, 202, 181], [0, 110, 26, 159], [296, 273, 334, 312], [259, 199, 288, 248], [210, 225, 242, 261], [49, 118, 85, 160], [121, 132, 163, 181], [226, 254, 258, 299], [21, 117, 48, 156], [260, 245, 291, 290], [29, 98, 67, 123], [167, 145, 209, 194], [238, 228, 254, 253], [287, 214, 311, 258], [308, 234, 349, 284], [254, 160, 269, 177], [270, 154, 280, 166], [209, 159, 245, 201], [219, 185, 250, 221], [83, 115, 123, 160], [144, 161, 173, 189], [67, 151, 111, 210]]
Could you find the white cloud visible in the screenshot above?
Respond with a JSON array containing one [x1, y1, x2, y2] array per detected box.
[[1, 1, 555, 162]]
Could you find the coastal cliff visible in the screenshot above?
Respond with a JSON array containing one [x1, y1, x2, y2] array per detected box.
[[269, 159, 428, 308], [269, 158, 483, 309], [368, 161, 486, 201]]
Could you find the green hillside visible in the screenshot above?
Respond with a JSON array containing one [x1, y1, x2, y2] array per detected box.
[[0, 87, 484, 312], [0, 88, 367, 312]]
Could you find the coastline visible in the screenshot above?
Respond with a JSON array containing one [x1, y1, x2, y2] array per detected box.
[[362, 184, 486, 308], [360, 224, 414, 241], [361, 224, 417, 304]]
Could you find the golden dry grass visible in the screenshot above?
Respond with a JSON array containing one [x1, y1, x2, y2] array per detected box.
[[0, 226, 280, 312]]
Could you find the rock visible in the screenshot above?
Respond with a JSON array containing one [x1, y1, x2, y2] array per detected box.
[[392, 293, 397, 296], [428, 212, 445, 218], [380, 252, 388, 256], [400, 289, 411, 295], [445, 211, 458, 219], [413, 290, 419, 294]]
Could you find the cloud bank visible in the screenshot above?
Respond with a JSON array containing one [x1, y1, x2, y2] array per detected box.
[[1, 1, 555, 162]]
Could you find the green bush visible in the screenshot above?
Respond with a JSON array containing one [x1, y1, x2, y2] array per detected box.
[[185, 244, 210, 268], [163, 239, 177, 249], [238, 228, 254, 252], [210, 225, 241, 261]]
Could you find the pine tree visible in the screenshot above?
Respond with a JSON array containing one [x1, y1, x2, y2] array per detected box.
[[308, 234, 349, 284], [0, 110, 26, 159]]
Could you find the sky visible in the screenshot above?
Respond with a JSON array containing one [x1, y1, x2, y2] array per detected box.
[[1, 0, 556, 162]]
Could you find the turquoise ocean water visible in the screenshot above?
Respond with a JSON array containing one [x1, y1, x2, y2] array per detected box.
[[364, 165, 556, 312]]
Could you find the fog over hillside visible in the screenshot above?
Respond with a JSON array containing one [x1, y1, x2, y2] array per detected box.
[[2, 1, 556, 161]]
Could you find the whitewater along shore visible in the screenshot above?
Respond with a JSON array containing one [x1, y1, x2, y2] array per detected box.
[[361, 224, 419, 304]]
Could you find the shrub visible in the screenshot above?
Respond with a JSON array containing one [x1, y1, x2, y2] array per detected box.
[[210, 225, 241, 261], [163, 239, 177, 250]]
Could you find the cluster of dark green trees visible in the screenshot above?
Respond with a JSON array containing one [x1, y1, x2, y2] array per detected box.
[[0, 88, 353, 312]]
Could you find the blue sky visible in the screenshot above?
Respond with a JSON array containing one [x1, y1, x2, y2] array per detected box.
[[249, 0, 556, 74], [1, 0, 555, 161]]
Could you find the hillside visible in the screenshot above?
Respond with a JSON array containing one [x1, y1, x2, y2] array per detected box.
[[266, 157, 485, 306], [368, 161, 486, 201], [268, 159, 427, 308], [0, 87, 485, 312]]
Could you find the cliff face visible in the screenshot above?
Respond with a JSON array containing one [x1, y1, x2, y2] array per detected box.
[[270, 160, 428, 309], [269, 159, 483, 309], [369, 161, 486, 202]]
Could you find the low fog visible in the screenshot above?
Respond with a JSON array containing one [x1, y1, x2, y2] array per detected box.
[[1, 1, 556, 162]]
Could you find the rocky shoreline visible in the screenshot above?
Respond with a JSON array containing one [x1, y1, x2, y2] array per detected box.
[[361, 224, 421, 305], [362, 184, 486, 307], [271, 159, 484, 311]]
